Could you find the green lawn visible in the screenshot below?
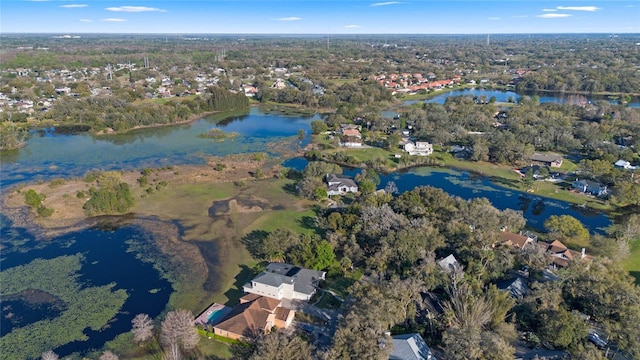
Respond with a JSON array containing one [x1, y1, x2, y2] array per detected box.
[[321, 270, 362, 298], [623, 239, 640, 284]]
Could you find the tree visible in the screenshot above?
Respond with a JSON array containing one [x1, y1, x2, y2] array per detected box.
[[41, 350, 59, 360], [310, 120, 328, 135], [160, 310, 199, 360], [248, 332, 313, 360], [98, 351, 119, 360], [544, 215, 589, 245], [131, 313, 154, 344]]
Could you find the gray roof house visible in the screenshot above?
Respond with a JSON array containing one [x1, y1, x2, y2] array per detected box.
[[497, 276, 530, 299], [572, 179, 609, 197], [437, 254, 461, 274], [531, 153, 563, 168], [325, 174, 358, 196], [390, 333, 436, 360], [243, 263, 326, 301]]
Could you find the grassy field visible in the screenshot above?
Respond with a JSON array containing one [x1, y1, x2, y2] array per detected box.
[[130, 177, 318, 358]]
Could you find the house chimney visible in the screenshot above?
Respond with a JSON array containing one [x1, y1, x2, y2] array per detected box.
[[581, 248, 586, 259]]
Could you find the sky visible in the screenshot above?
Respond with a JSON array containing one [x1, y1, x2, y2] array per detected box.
[[1, 0, 639, 34]]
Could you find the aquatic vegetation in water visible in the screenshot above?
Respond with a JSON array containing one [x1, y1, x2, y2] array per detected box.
[[0, 254, 128, 359], [198, 128, 238, 140]]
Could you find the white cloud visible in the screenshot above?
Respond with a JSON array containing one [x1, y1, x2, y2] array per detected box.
[[276, 17, 301, 21], [488, 17, 500, 20], [371, 1, 401, 7], [512, 15, 528, 18], [557, 6, 600, 11], [624, 4, 635, 7], [344, 24, 360, 28], [28, 0, 49, 2], [79, 19, 92, 22], [60, 4, 88, 8], [536, 13, 572, 18], [543, 8, 558, 12], [102, 18, 127, 22], [105, 6, 166, 12]]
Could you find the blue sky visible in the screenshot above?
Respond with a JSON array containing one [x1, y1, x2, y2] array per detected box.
[[1, 1, 639, 34]]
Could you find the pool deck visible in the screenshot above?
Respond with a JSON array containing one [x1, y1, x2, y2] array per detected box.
[[195, 303, 233, 326]]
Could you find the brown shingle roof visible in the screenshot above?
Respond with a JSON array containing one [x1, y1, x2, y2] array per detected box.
[[501, 232, 531, 249]]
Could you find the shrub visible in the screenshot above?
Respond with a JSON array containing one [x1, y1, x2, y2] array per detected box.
[[37, 206, 54, 217], [24, 189, 45, 208], [137, 176, 149, 187], [49, 178, 66, 187], [83, 182, 135, 216], [76, 191, 86, 198]]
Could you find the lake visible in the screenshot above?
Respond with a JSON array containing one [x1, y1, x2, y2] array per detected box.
[[283, 158, 611, 234], [402, 88, 640, 108], [0, 107, 318, 188], [0, 214, 172, 359]]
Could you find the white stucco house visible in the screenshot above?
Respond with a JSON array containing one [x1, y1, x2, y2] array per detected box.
[[243, 263, 326, 301], [404, 141, 433, 156]]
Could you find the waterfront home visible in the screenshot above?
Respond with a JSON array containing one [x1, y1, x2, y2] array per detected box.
[[500, 231, 535, 250], [404, 141, 433, 156], [213, 294, 295, 340], [243, 263, 326, 301], [543, 240, 592, 269], [325, 174, 359, 196], [572, 179, 609, 197], [531, 153, 563, 168]]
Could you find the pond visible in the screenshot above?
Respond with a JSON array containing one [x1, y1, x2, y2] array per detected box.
[[0, 215, 172, 359], [283, 158, 611, 234], [403, 88, 640, 107]]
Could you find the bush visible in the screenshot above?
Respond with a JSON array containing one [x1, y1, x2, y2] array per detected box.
[[37, 206, 54, 217], [76, 190, 86, 198], [137, 176, 149, 187], [83, 182, 135, 216], [24, 189, 45, 208], [83, 170, 100, 183], [49, 178, 66, 187]]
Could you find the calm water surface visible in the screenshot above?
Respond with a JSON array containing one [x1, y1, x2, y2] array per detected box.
[[283, 158, 611, 234]]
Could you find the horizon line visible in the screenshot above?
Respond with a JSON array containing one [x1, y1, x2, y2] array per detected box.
[[2, 31, 639, 36]]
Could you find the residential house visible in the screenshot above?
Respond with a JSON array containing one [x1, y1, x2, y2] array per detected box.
[[531, 153, 563, 168], [243, 263, 326, 301], [572, 179, 609, 197], [271, 78, 287, 89], [389, 333, 436, 360], [500, 231, 535, 250], [404, 141, 433, 156], [437, 254, 461, 274], [544, 240, 591, 268], [614, 159, 636, 170], [325, 174, 359, 196], [339, 124, 363, 147], [242, 85, 258, 97], [213, 294, 295, 340], [497, 276, 529, 299]]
